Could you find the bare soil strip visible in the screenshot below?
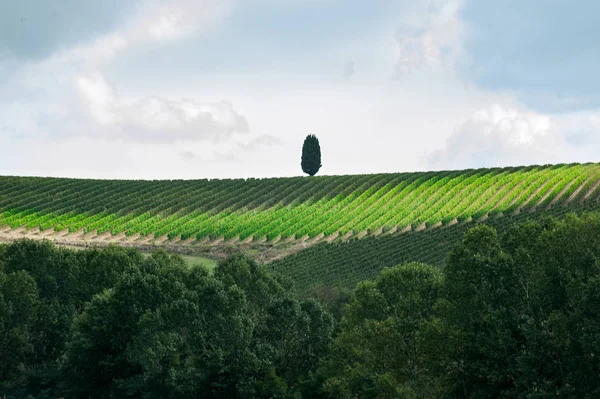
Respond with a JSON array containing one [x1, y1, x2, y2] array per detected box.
[[415, 223, 426, 232], [0, 227, 319, 264], [582, 179, 600, 203], [429, 221, 443, 229], [307, 233, 325, 244], [548, 178, 578, 207], [530, 180, 563, 212], [324, 232, 340, 242], [70, 229, 85, 239], [472, 179, 514, 217], [125, 233, 140, 242], [447, 218, 459, 225], [241, 236, 254, 244], [566, 178, 591, 204], [514, 183, 549, 214], [355, 230, 368, 239], [370, 227, 384, 237], [39, 228, 55, 237], [340, 231, 354, 240], [180, 237, 196, 246]]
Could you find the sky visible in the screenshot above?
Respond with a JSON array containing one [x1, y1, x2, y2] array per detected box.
[[0, 0, 599, 179]]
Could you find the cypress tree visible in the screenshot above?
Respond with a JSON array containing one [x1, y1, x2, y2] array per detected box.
[[301, 134, 322, 176]]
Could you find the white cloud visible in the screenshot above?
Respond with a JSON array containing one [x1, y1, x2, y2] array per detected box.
[[86, 0, 233, 65], [180, 151, 196, 160], [0, 0, 246, 144], [75, 75, 249, 142], [75, 75, 120, 125], [138, 0, 231, 41], [3, 0, 599, 181], [555, 110, 600, 147], [0, 135, 248, 179], [425, 103, 587, 169], [468, 105, 553, 146], [237, 135, 283, 150], [0, 125, 26, 140], [16, 0, 232, 78], [395, 0, 463, 76]]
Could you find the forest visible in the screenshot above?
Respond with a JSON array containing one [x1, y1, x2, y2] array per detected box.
[[2, 211, 600, 398]]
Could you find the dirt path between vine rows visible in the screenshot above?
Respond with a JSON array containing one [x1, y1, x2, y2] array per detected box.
[[0, 227, 320, 264]]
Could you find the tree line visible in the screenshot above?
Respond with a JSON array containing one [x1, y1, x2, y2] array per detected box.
[[2, 212, 600, 397]]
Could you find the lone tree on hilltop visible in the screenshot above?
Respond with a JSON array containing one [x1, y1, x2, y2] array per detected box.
[[301, 134, 322, 176]]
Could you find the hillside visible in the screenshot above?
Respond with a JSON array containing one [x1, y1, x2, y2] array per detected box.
[[1, 163, 599, 260], [272, 199, 600, 292]]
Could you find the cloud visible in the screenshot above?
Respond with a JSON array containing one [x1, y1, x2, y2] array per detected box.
[[178, 134, 282, 163], [555, 111, 600, 148], [237, 135, 283, 151], [4, 0, 599, 181], [459, 0, 600, 112], [343, 61, 355, 80], [212, 151, 239, 163], [180, 151, 196, 160], [0, 0, 132, 61], [190, 135, 283, 164], [394, 0, 463, 76], [0, 0, 245, 144], [425, 104, 577, 169], [0, 125, 25, 140], [0, 0, 233, 63], [131, 0, 232, 42], [20, 0, 234, 73], [75, 75, 249, 142]]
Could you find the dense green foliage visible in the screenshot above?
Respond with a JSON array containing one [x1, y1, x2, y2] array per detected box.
[[0, 241, 143, 392], [0, 241, 334, 398], [273, 199, 600, 292], [311, 212, 600, 397], [301, 134, 322, 176], [3, 212, 600, 397], [315, 262, 447, 398], [1, 163, 599, 243]]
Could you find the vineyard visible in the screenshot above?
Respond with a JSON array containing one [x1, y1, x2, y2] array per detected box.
[[272, 200, 600, 292], [0, 163, 599, 253]]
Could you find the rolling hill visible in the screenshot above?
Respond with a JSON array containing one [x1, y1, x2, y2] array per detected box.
[[1, 162, 599, 285], [271, 199, 600, 292]]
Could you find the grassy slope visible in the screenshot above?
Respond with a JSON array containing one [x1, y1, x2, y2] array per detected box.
[[271, 200, 600, 293], [1, 163, 599, 247], [140, 252, 218, 271]]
